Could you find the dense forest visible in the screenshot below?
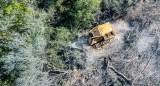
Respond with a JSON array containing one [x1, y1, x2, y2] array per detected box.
[[1, 0, 160, 86]]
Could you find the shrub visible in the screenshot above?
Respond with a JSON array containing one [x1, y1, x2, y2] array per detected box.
[[0, 61, 19, 86], [47, 27, 74, 49], [0, 69, 19, 86], [46, 26, 76, 69], [0, 0, 8, 12], [56, 27, 76, 42], [0, 45, 10, 58], [54, 0, 102, 29], [73, 0, 102, 29], [36, 0, 54, 9], [64, 48, 87, 69], [52, 55, 66, 69], [4, 1, 30, 33], [0, 31, 12, 58]]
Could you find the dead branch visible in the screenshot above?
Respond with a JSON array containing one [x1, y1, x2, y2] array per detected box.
[[108, 66, 133, 85]]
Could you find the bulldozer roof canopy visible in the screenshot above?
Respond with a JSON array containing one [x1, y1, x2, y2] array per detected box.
[[90, 22, 113, 37]]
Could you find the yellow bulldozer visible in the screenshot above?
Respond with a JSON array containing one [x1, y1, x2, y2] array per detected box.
[[89, 22, 116, 49]]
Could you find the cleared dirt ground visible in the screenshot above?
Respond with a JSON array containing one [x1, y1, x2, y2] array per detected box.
[[68, 1, 160, 86]]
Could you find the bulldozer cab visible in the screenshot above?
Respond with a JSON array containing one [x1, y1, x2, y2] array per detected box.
[[89, 22, 116, 49]]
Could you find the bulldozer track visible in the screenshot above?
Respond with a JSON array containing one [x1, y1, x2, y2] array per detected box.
[[92, 39, 112, 49]]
